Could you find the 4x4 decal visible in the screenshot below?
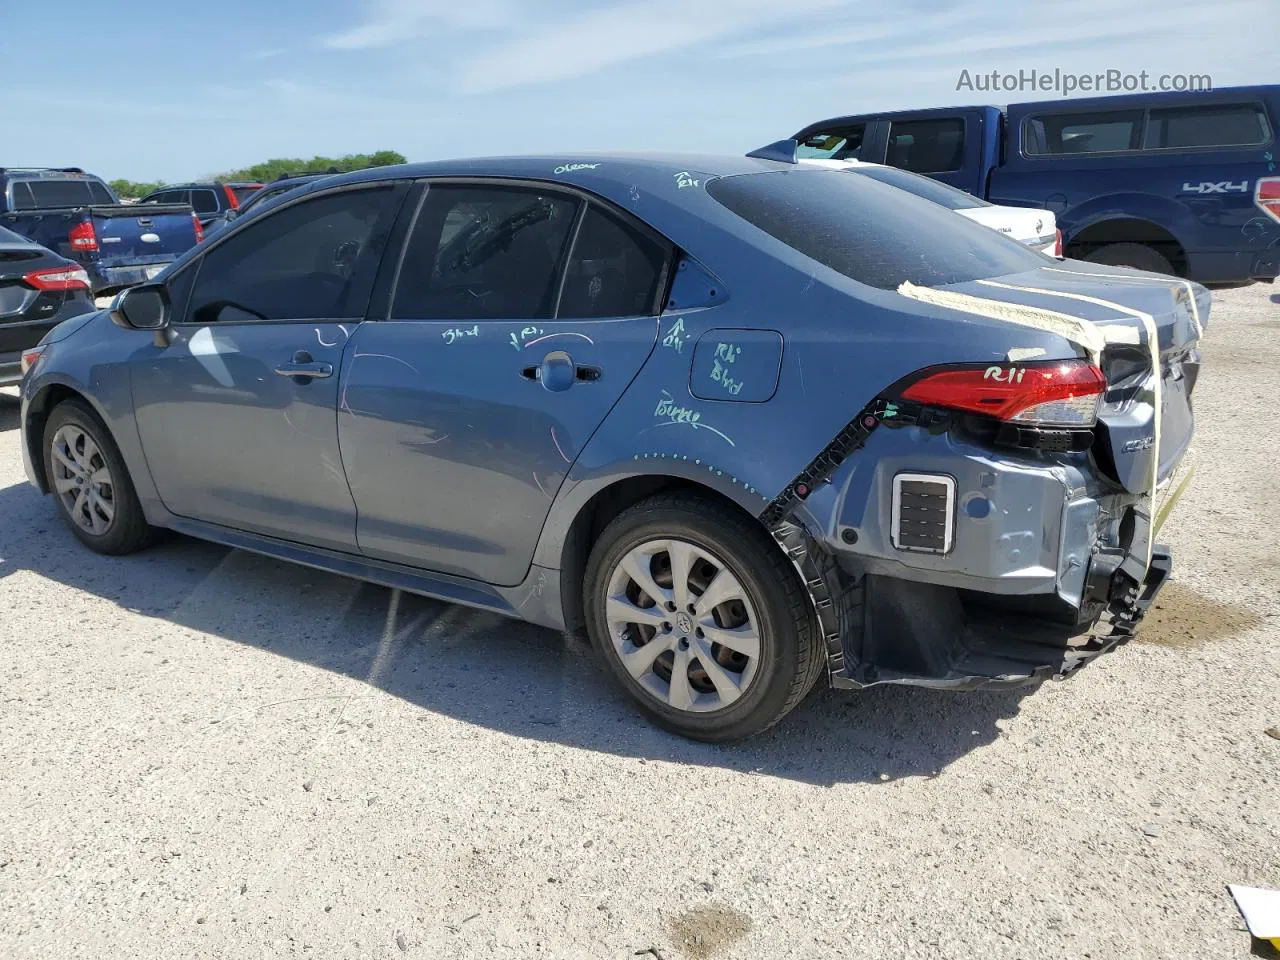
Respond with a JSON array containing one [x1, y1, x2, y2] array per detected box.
[[1180, 180, 1249, 194]]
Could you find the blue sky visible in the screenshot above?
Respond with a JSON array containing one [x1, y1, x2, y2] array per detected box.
[[4, 0, 1274, 182]]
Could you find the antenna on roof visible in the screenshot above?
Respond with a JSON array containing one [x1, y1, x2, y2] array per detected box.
[[746, 139, 799, 164]]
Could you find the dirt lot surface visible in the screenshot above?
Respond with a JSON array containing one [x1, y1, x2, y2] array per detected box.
[[1, 284, 1278, 959]]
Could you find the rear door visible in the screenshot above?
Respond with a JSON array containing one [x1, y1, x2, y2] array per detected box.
[[338, 180, 669, 586], [131, 182, 407, 551]]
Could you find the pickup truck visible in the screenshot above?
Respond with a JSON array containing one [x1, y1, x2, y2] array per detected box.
[[794, 84, 1280, 284], [0, 168, 202, 295]]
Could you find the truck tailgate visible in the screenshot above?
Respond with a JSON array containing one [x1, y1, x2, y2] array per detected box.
[[90, 204, 198, 261]]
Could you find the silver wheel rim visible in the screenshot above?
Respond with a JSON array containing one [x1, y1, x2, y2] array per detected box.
[[50, 424, 116, 536], [605, 537, 761, 714]]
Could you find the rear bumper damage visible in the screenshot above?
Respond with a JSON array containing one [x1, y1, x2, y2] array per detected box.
[[766, 400, 1187, 692]]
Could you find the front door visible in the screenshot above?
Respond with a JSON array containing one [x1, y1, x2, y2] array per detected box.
[[338, 182, 670, 586], [131, 183, 405, 551]]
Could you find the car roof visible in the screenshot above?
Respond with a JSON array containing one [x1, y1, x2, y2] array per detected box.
[[152, 181, 263, 190], [320, 153, 792, 192]]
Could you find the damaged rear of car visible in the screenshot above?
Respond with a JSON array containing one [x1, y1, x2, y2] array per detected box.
[[695, 164, 1204, 696]]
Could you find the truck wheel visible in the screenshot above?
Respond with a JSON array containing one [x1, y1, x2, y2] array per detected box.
[[583, 493, 824, 742], [42, 399, 156, 555], [1084, 243, 1176, 276]]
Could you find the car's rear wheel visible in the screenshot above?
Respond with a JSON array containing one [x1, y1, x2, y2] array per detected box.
[[43, 399, 155, 555], [584, 493, 824, 742], [1084, 242, 1176, 276]]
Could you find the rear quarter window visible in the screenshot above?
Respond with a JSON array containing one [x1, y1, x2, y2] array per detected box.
[[707, 168, 1046, 290]]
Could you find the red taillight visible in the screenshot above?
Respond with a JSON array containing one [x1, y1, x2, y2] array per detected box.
[[901, 360, 1106, 427], [222, 184, 240, 210], [1053, 228, 1063, 257], [23, 265, 91, 291], [1256, 176, 1280, 225], [67, 220, 98, 252], [192, 212, 205, 244]]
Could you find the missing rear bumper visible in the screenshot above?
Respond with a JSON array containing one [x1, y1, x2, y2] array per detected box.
[[824, 545, 1173, 691]]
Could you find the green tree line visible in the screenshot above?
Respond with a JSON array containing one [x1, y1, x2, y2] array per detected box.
[[109, 150, 407, 199]]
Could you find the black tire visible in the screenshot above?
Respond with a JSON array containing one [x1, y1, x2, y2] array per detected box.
[[583, 493, 824, 742], [42, 399, 156, 555], [1083, 242, 1176, 276]]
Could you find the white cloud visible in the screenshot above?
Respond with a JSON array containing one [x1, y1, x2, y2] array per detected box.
[[324, 0, 517, 49], [455, 0, 849, 93]]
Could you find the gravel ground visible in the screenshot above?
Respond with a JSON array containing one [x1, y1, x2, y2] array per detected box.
[[1, 283, 1277, 960]]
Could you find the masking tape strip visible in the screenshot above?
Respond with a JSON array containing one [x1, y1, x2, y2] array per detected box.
[[1043, 266, 1203, 341], [896, 280, 1107, 361], [977, 278, 1161, 571]]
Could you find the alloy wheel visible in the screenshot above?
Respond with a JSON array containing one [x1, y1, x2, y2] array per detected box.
[[604, 538, 761, 713], [50, 424, 116, 536]]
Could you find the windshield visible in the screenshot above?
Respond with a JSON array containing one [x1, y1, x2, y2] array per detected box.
[[707, 168, 1046, 290], [847, 165, 991, 210]]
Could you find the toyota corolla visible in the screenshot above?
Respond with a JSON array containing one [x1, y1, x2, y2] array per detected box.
[[18, 147, 1205, 741]]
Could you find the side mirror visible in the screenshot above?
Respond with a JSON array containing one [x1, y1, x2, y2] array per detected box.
[[225, 209, 239, 222], [110, 283, 173, 344]]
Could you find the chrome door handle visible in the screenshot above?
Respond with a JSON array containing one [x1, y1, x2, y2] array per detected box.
[[275, 361, 333, 379]]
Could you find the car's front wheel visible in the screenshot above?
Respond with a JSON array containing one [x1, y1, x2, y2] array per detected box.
[[43, 399, 155, 555], [584, 493, 824, 742]]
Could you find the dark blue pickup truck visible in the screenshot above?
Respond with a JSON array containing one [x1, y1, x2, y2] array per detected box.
[[795, 84, 1280, 284], [0, 168, 202, 295]]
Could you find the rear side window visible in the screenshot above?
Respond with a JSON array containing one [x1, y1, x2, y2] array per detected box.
[[190, 189, 220, 214], [185, 186, 396, 323], [558, 206, 669, 318], [886, 118, 965, 173], [707, 169, 1047, 290], [1023, 110, 1144, 156], [1145, 103, 1271, 149], [231, 186, 261, 205], [797, 124, 866, 161], [848, 165, 990, 210], [88, 181, 113, 204], [392, 184, 579, 321]]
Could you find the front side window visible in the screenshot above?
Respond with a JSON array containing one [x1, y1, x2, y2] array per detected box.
[[1024, 110, 1144, 156], [708, 168, 1046, 290], [558, 206, 669, 318], [185, 186, 396, 324], [392, 184, 578, 321], [886, 118, 965, 173], [1145, 103, 1271, 149], [797, 124, 866, 161]]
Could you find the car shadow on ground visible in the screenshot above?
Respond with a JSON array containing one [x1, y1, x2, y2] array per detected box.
[[0, 477, 1033, 786], [0, 393, 20, 433]]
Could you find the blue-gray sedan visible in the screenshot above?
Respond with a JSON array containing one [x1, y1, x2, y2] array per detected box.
[[17, 150, 1205, 740]]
